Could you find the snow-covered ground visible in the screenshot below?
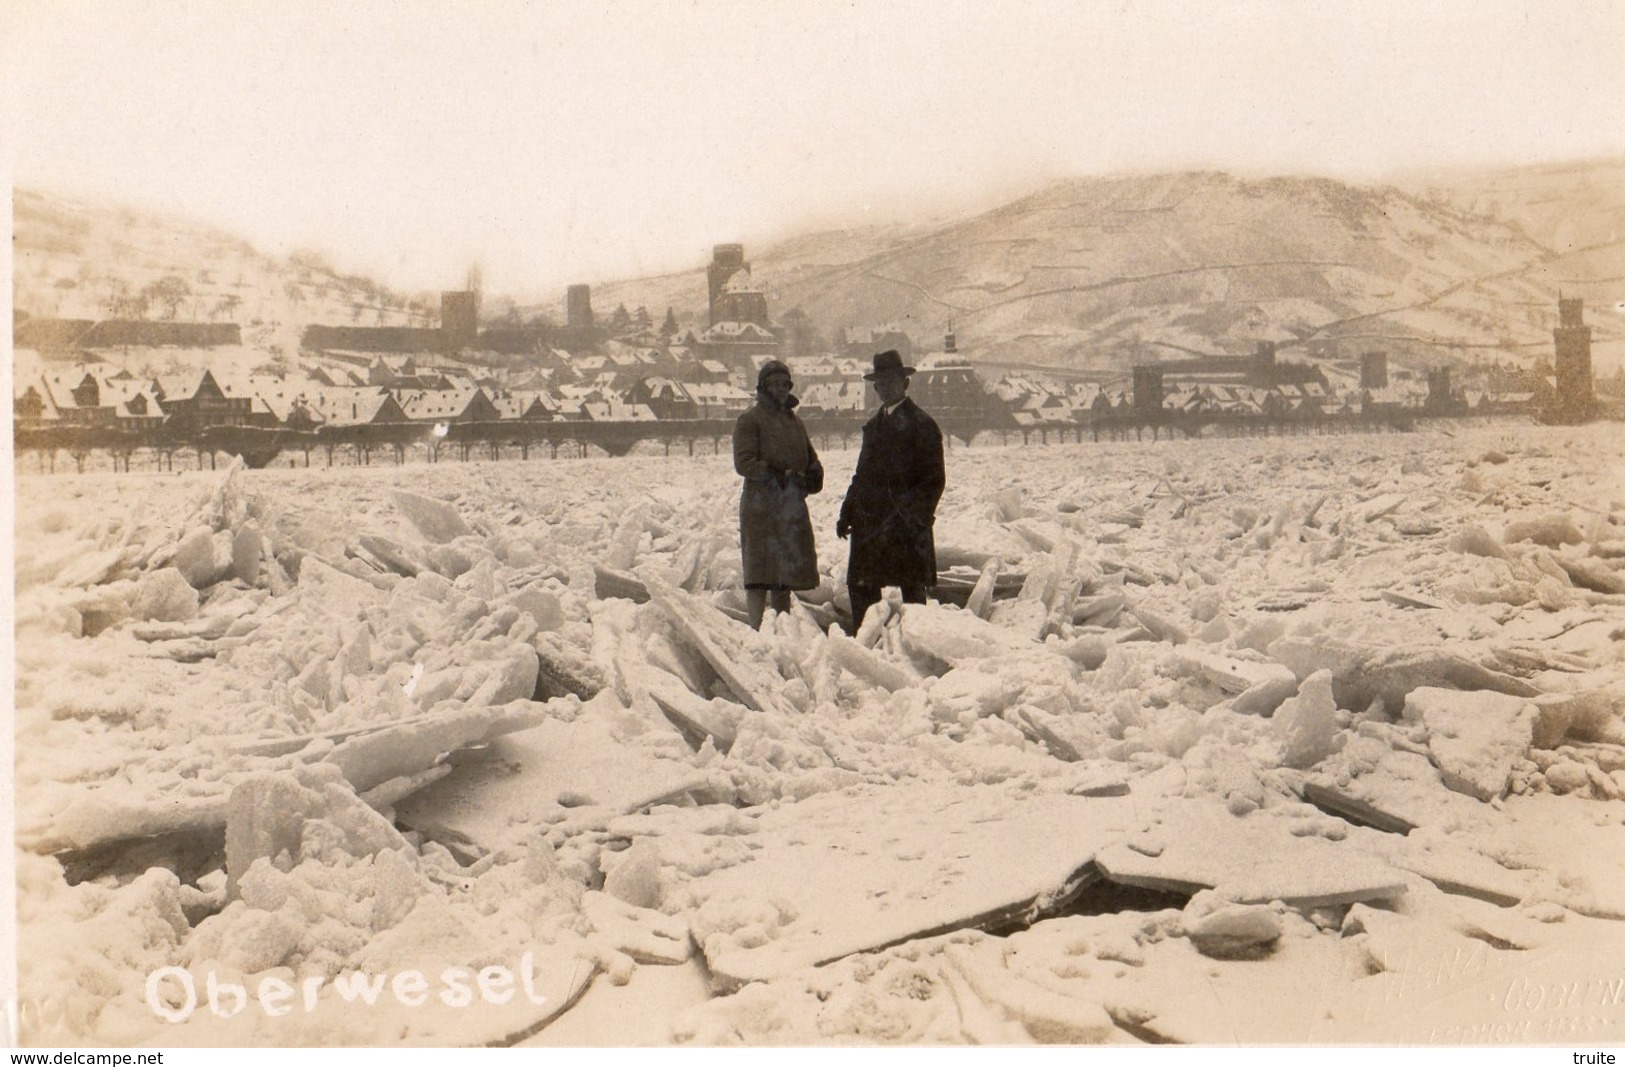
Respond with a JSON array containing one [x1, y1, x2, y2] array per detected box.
[[10, 422, 1625, 1046]]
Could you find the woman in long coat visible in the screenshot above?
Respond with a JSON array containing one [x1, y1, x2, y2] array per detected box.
[[733, 360, 823, 629]]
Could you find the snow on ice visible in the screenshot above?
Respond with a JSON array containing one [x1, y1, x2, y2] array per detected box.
[[10, 424, 1625, 1046]]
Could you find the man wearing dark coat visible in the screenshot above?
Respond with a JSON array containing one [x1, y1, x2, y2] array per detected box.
[[733, 360, 824, 629], [836, 349, 945, 634]]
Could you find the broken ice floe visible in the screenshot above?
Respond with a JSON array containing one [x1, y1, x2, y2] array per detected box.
[[12, 429, 1625, 1045]]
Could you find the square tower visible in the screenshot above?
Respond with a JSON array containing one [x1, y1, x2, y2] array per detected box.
[[441, 290, 480, 350], [1551, 297, 1595, 423]]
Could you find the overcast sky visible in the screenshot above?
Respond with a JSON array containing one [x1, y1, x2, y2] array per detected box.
[[6, 0, 1625, 300]]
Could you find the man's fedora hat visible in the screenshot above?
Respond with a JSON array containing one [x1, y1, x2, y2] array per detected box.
[[864, 349, 916, 380]]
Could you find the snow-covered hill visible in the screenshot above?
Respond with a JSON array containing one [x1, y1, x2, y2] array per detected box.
[[15, 160, 1625, 379], [12, 188, 440, 364]]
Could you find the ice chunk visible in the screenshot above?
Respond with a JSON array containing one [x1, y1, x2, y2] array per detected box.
[[467, 641, 542, 706], [1174, 649, 1296, 696], [1299, 780, 1418, 835], [644, 573, 792, 715], [173, 526, 231, 589], [1073, 591, 1124, 627], [358, 533, 429, 577], [897, 602, 1033, 667], [1504, 513, 1583, 547], [1231, 672, 1301, 717], [328, 700, 549, 794], [646, 672, 743, 752], [1381, 589, 1446, 610], [230, 522, 263, 583], [1127, 602, 1189, 645], [1272, 630, 1538, 712], [1530, 693, 1577, 748], [1450, 524, 1508, 559], [603, 838, 663, 909], [965, 556, 1003, 620], [535, 631, 608, 701], [297, 555, 385, 607], [1094, 799, 1409, 907], [825, 632, 922, 692], [929, 666, 1012, 723], [393, 716, 706, 858], [684, 777, 1174, 990], [1360, 493, 1407, 522], [1409, 687, 1538, 801], [594, 564, 651, 603], [1275, 669, 1339, 769], [511, 586, 565, 632], [1556, 555, 1625, 595], [50, 545, 130, 590], [224, 773, 324, 897], [132, 567, 200, 622], [427, 543, 474, 578], [605, 505, 648, 571], [582, 891, 691, 965], [1182, 890, 1281, 959], [1543, 759, 1590, 794], [390, 489, 473, 544], [943, 941, 1117, 1043], [988, 598, 1049, 641], [988, 486, 1022, 522]]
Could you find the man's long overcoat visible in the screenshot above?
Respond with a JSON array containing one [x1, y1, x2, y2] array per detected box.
[[839, 397, 945, 589]]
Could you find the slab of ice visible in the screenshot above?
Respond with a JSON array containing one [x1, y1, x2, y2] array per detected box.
[[643, 574, 791, 715], [393, 717, 707, 858], [358, 533, 430, 577], [964, 557, 1003, 619], [173, 527, 232, 589], [1504, 513, 1583, 547], [1557, 555, 1625, 595], [645, 672, 743, 751], [1173, 648, 1297, 696], [1409, 687, 1538, 801], [896, 602, 1033, 667], [594, 564, 651, 603], [1450, 523, 1508, 559], [1094, 800, 1410, 907], [535, 632, 608, 701], [225, 765, 409, 897], [582, 890, 692, 965], [1274, 637, 1539, 712], [1182, 890, 1282, 958], [1323, 932, 1616, 1044], [390, 489, 474, 544], [1309, 744, 1490, 834], [1274, 669, 1340, 769], [328, 699, 549, 794], [132, 567, 200, 622], [992, 910, 1358, 1046], [1346, 827, 1534, 906], [230, 521, 263, 583], [297, 555, 387, 608], [682, 773, 1180, 990], [942, 940, 1118, 1042]]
